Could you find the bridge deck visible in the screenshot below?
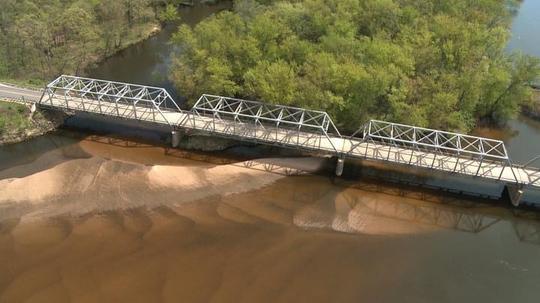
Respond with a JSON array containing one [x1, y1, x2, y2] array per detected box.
[[40, 95, 540, 188]]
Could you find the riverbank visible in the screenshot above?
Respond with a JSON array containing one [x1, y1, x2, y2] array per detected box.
[[0, 100, 64, 145], [522, 89, 540, 119], [89, 22, 162, 71], [1, 133, 540, 303], [0, 22, 161, 90]]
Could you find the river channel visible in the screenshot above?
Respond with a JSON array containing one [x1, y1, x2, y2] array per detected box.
[[87, 0, 540, 164], [1, 131, 540, 302], [87, 1, 233, 102], [1, 1, 540, 302]]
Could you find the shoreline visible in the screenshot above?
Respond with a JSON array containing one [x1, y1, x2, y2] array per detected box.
[[0, 99, 65, 146], [522, 89, 540, 119], [0, 23, 163, 89], [0, 98, 537, 148], [86, 23, 162, 72]]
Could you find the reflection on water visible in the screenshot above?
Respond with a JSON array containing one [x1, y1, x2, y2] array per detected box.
[[87, 1, 233, 102], [2, 1, 540, 300], [514, 220, 540, 245], [341, 180, 540, 245], [473, 115, 540, 164], [1, 134, 540, 302], [508, 0, 540, 58]]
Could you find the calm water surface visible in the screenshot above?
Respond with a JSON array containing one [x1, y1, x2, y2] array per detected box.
[[1, 134, 540, 302], [87, 0, 540, 163], [1, 2, 540, 302], [508, 0, 540, 58], [87, 1, 232, 102]]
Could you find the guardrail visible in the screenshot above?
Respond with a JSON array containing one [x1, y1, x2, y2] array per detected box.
[[0, 95, 36, 105]]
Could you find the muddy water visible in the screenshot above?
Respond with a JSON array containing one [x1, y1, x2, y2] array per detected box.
[[2, 2, 540, 299], [1, 134, 540, 302], [473, 115, 540, 164]]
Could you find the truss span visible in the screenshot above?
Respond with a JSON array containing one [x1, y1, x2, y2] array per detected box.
[[350, 120, 508, 161], [191, 94, 341, 135], [38, 75, 540, 190], [41, 75, 183, 126]]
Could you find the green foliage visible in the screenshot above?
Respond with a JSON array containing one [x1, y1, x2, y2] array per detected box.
[[170, 0, 540, 132], [0, 101, 31, 135], [158, 4, 181, 23], [0, 0, 161, 80], [244, 60, 298, 105], [0, 47, 7, 78]]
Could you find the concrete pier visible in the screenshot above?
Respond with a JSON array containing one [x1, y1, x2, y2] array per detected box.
[[36, 75, 540, 195], [335, 157, 345, 177], [171, 130, 181, 148], [504, 184, 524, 207]]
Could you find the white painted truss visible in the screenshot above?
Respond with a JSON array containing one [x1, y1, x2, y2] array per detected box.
[[191, 94, 341, 136], [38, 75, 540, 188], [349, 120, 509, 161], [41, 75, 182, 125]]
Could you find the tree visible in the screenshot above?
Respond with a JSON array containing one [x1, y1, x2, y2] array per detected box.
[[244, 60, 298, 105], [124, 0, 151, 27], [477, 54, 540, 123], [158, 4, 180, 24], [96, 0, 129, 52], [0, 0, 162, 80], [169, 0, 540, 132]]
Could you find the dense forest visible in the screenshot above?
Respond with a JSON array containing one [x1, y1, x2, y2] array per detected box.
[[1, 0, 539, 131], [170, 0, 540, 131], [0, 0, 182, 83]]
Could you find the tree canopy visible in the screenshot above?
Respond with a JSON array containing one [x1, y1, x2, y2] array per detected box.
[[170, 0, 540, 132], [0, 0, 179, 81]]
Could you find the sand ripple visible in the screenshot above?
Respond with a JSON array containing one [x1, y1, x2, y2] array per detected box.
[[0, 156, 283, 220]]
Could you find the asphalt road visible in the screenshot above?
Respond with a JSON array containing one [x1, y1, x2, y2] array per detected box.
[[0, 83, 43, 102]]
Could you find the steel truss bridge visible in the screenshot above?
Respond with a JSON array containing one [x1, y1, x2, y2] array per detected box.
[[39, 75, 540, 205]]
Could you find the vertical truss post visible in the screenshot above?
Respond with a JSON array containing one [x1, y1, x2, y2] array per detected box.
[[40, 78, 540, 189], [498, 162, 506, 181], [40, 75, 183, 128], [64, 89, 69, 109], [475, 156, 484, 177]]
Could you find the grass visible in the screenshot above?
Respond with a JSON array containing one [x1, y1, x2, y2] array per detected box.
[[0, 77, 46, 89], [0, 101, 32, 135]]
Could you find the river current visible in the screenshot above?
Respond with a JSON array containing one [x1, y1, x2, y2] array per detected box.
[[1, 1, 540, 302], [1, 132, 540, 302], [87, 0, 540, 164]]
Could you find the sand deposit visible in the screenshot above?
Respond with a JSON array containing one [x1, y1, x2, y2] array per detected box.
[[2, 136, 540, 303]]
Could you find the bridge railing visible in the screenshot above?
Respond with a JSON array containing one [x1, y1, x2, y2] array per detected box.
[[40, 75, 184, 126], [348, 120, 509, 161], [343, 120, 519, 183], [38, 75, 540, 187], [516, 155, 540, 185], [183, 94, 342, 152]]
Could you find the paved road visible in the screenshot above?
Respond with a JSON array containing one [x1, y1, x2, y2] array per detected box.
[[0, 83, 42, 102], [39, 92, 540, 189]]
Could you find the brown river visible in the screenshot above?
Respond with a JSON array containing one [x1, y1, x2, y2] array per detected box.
[[1, 130, 540, 303], [2, 1, 540, 302]]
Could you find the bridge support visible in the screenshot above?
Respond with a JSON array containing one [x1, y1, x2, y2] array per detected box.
[[30, 102, 37, 116], [171, 130, 182, 148], [503, 183, 524, 207], [335, 157, 345, 177]]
